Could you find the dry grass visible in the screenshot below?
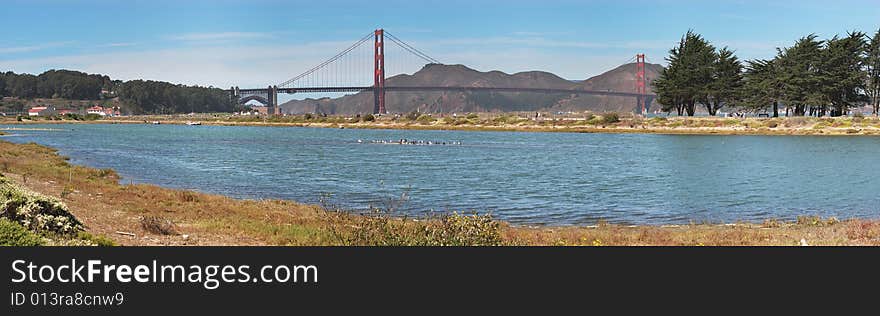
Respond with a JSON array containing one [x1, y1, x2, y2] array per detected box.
[[2, 139, 880, 246], [9, 115, 880, 136], [504, 221, 880, 246], [140, 216, 178, 235]]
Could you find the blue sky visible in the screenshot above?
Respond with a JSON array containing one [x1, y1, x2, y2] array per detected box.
[[2, 0, 879, 89]]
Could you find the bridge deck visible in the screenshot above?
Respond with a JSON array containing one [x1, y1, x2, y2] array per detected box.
[[234, 86, 655, 98]]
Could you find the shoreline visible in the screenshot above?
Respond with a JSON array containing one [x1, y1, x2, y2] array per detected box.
[[5, 114, 880, 136], [1, 140, 880, 246]]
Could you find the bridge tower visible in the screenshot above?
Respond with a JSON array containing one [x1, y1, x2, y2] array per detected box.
[[635, 54, 647, 115], [230, 86, 240, 105], [373, 29, 386, 115], [273, 86, 280, 115], [266, 85, 280, 115]]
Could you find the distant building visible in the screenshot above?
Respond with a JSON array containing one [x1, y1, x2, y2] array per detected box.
[[86, 106, 105, 115], [252, 106, 270, 115], [28, 106, 56, 116], [86, 106, 121, 117]]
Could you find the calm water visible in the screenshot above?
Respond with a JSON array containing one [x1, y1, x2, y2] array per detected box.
[[3, 123, 880, 225]]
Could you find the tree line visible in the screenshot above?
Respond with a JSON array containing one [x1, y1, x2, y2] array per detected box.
[[654, 29, 880, 117], [0, 70, 111, 100], [0, 70, 236, 114], [115, 80, 237, 114]]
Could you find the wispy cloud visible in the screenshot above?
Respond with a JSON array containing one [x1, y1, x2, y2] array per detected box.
[[0, 41, 74, 54], [511, 31, 575, 37], [412, 36, 680, 51], [99, 42, 137, 48], [169, 32, 272, 42], [0, 33, 789, 92], [0, 39, 382, 88], [414, 36, 608, 49]]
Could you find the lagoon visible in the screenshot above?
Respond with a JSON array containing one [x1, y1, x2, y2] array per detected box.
[[4, 123, 880, 225]]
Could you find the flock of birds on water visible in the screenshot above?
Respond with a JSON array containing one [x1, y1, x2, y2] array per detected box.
[[357, 139, 462, 146]]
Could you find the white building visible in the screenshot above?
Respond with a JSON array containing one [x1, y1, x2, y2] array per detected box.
[[28, 106, 56, 117]]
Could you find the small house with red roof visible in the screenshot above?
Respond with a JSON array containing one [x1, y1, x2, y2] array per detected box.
[[28, 106, 56, 116], [86, 106, 105, 115], [86, 105, 120, 117]]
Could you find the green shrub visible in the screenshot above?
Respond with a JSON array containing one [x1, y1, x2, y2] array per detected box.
[[84, 113, 103, 121], [466, 113, 479, 120], [601, 112, 620, 124], [362, 114, 375, 122], [76, 232, 117, 246], [0, 176, 83, 235], [491, 115, 510, 124], [0, 218, 44, 246], [327, 210, 503, 246], [796, 215, 839, 227], [405, 111, 420, 121], [416, 114, 435, 124], [424, 212, 502, 246]]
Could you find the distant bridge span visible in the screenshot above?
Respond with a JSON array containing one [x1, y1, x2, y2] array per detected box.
[[230, 29, 655, 114], [237, 86, 653, 98]]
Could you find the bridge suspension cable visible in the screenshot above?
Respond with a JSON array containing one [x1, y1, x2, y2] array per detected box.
[[235, 29, 653, 115], [277, 32, 374, 89], [276, 30, 441, 91], [384, 31, 440, 64]]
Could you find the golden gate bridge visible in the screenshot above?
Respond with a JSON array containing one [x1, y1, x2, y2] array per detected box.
[[229, 29, 654, 115]]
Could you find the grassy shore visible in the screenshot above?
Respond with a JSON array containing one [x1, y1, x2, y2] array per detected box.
[[7, 112, 880, 136], [1, 140, 880, 246]]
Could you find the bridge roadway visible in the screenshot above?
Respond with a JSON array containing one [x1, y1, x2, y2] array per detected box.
[[234, 86, 655, 98]]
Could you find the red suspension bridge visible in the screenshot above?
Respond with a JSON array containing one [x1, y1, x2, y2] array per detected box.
[[229, 29, 655, 115]]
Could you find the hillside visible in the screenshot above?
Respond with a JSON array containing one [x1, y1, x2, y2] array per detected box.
[[556, 62, 665, 112], [280, 62, 664, 114]]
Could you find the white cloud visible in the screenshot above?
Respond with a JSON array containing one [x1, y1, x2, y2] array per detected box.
[[0, 34, 788, 91], [0, 40, 376, 88], [0, 41, 74, 54]]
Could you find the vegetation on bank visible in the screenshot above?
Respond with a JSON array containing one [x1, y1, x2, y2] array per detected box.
[[0, 70, 236, 115], [1, 140, 880, 246], [654, 29, 880, 117], [10, 110, 880, 136], [0, 171, 114, 246], [35, 111, 880, 135]]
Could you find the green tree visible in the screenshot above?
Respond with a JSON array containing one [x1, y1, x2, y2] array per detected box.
[[867, 28, 880, 115], [743, 59, 784, 117], [653, 30, 722, 116], [775, 35, 825, 116], [0, 73, 6, 98], [704, 48, 744, 115], [819, 32, 868, 116], [5, 73, 38, 99], [116, 80, 233, 114], [652, 58, 684, 115]]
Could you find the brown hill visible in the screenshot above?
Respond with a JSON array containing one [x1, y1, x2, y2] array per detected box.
[[555, 62, 665, 112], [280, 62, 663, 114]]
